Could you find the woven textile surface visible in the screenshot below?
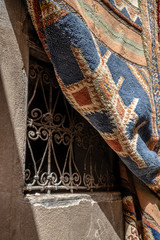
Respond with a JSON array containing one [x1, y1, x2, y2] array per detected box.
[[25, 0, 160, 238]]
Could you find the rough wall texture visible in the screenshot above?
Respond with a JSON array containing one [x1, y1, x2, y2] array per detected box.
[[0, 0, 38, 239], [26, 193, 123, 240], [0, 0, 124, 239]]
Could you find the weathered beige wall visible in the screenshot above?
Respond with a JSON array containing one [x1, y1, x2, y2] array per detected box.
[[0, 0, 39, 239], [26, 192, 123, 240], [0, 0, 124, 239]]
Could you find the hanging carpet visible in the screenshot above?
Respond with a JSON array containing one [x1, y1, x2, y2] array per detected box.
[[25, 0, 160, 239]]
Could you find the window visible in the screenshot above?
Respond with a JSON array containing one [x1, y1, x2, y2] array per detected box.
[[24, 19, 120, 194]]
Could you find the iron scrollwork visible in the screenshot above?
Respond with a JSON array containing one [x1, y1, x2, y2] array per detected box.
[[24, 59, 118, 193]]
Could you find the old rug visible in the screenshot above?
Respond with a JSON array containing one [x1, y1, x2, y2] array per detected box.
[[25, 0, 160, 239]]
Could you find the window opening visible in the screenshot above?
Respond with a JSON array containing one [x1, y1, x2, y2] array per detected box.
[[24, 19, 120, 194]]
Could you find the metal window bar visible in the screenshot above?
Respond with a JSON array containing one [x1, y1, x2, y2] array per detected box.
[[24, 57, 119, 194]]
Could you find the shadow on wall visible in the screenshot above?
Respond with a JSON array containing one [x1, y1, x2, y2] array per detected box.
[[0, 0, 39, 239], [4, 0, 29, 72], [0, 74, 39, 240]]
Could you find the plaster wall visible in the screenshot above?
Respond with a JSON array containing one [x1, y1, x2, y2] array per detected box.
[[0, 0, 124, 239]]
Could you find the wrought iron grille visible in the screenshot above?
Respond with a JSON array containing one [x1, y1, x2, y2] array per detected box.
[[24, 57, 119, 193]]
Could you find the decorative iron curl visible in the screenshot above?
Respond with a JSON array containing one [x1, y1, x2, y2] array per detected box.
[[25, 169, 31, 181], [28, 125, 39, 140], [54, 132, 71, 145], [28, 125, 49, 141], [39, 127, 49, 141], [53, 113, 65, 127], [49, 172, 61, 185], [29, 65, 38, 80], [41, 71, 50, 85], [61, 172, 81, 187], [72, 172, 82, 186], [38, 172, 49, 185], [30, 108, 43, 121], [61, 172, 71, 186], [41, 112, 53, 125], [83, 173, 94, 189], [99, 174, 107, 185], [74, 122, 83, 132]]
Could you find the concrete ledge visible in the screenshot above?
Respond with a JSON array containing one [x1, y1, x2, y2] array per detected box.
[[25, 192, 124, 240], [25, 191, 122, 207]]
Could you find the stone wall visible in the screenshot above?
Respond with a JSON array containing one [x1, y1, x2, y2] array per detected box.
[[0, 0, 124, 239]]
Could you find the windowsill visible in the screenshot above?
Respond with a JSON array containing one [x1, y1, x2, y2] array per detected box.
[[25, 191, 122, 208]]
